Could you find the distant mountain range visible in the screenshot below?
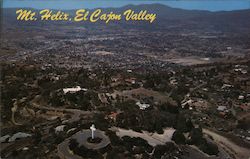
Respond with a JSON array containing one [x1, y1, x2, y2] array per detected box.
[[3, 3, 250, 32]]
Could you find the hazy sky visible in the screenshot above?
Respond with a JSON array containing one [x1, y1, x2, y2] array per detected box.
[[3, 0, 250, 11]]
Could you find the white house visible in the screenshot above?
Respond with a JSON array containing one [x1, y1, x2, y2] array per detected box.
[[136, 101, 150, 110], [55, 125, 66, 133], [63, 86, 88, 94]]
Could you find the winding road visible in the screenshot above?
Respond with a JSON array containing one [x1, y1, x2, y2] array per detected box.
[[203, 129, 250, 159], [29, 96, 250, 159], [31, 95, 97, 123]]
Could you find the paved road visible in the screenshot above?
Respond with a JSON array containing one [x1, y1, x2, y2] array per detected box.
[[0, 138, 33, 158], [57, 138, 82, 159], [203, 129, 250, 159], [0, 42, 61, 62]]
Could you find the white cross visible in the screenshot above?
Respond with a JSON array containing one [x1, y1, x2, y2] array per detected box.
[[90, 124, 96, 139]]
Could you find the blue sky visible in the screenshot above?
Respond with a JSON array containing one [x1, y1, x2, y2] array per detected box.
[[3, 0, 250, 11]]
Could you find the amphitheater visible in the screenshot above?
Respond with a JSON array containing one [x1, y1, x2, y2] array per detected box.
[[58, 129, 110, 159]]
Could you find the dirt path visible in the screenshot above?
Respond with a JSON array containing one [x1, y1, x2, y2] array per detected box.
[[203, 129, 250, 159]]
